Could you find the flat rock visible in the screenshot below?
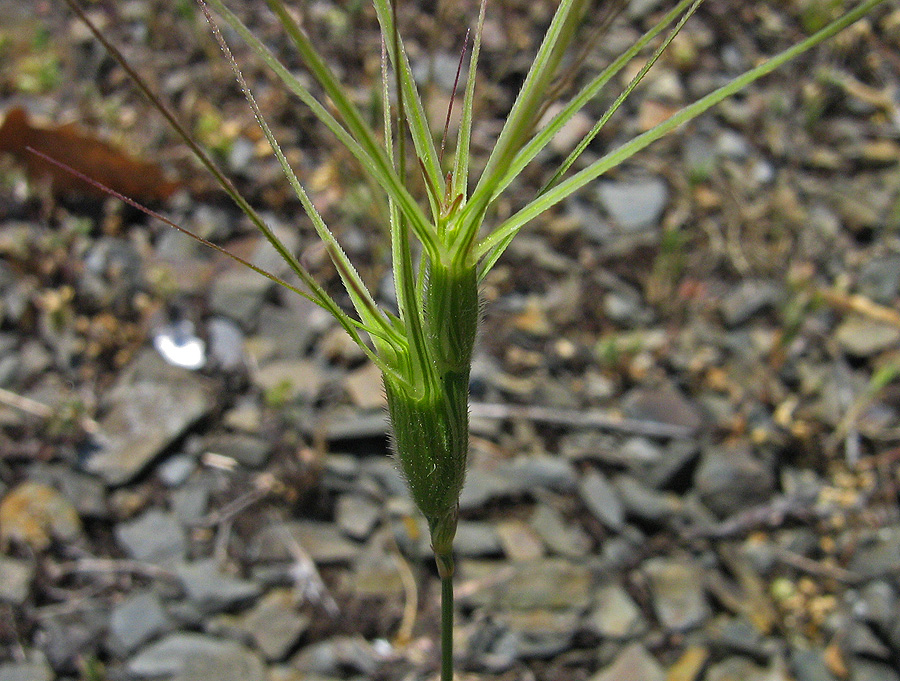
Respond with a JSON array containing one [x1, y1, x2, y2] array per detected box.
[[694, 446, 775, 518], [622, 385, 705, 432], [847, 526, 900, 580], [590, 643, 664, 681], [107, 591, 171, 656], [529, 503, 592, 558], [836, 317, 900, 357], [644, 557, 709, 631], [579, 469, 625, 532], [128, 633, 264, 681], [455, 520, 503, 558], [597, 177, 669, 231], [335, 493, 381, 541], [585, 584, 646, 639], [290, 636, 382, 677], [235, 588, 309, 661], [460, 558, 592, 611], [0, 556, 34, 604], [251, 521, 360, 564], [115, 508, 186, 565], [0, 652, 53, 681], [88, 375, 215, 486], [253, 359, 324, 403], [175, 559, 261, 612]]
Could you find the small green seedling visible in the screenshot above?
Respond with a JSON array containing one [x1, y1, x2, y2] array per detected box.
[[59, 0, 887, 677]]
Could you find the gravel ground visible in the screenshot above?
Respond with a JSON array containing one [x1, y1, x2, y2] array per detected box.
[[1, 1, 899, 680]]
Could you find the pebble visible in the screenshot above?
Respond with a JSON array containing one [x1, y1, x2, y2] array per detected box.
[[335, 493, 381, 541], [529, 503, 592, 558], [0, 481, 81, 551], [290, 636, 383, 677], [721, 280, 785, 327], [253, 359, 325, 403], [460, 558, 593, 611], [87, 356, 216, 485], [251, 521, 360, 564], [835, 317, 900, 358], [622, 385, 705, 432], [585, 584, 645, 639], [495, 519, 545, 562], [107, 591, 171, 656], [235, 588, 309, 661], [847, 526, 900, 580], [115, 508, 186, 565], [208, 268, 272, 330], [0, 556, 33, 604], [705, 656, 771, 681], [493, 608, 581, 658], [207, 317, 246, 370], [579, 469, 626, 532], [455, 520, 503, 558], [644, 558, 709, 631], [667, 646, 710, 681], [202, 433, 272, 468], [614, 475, 681, 525], [590, 643, 665, 681], [596, 177, 669, 232], [694, 446, 775, 518], [127, 633, 265, 680], [174, 559, 262, 613], [0, 652, 53, 681], [344, 361, 385, 409]]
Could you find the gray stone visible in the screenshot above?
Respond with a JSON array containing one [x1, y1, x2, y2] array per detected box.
[[115, 509, 186, 564], [0, 557, 33, 605], [87, 361, 215, 485], [290, 636, 382, 677], [694, 446, 775, 518], [836, 317, 900, 357], [847, 526, 900, 580], [335, 494, 381, 541], [529, 503, 592, 558], [172, 479, 211, 523], [455, 521, 503, 557], [158, 453, 196, 486], [856, 580, 898, 630], [175, 559, 262, 612], [202, 433, 272, 468], [590, 643, 664, 681], [614, 475, 681, 525], [494, 608, 581, 658], [254, 359, 324, 403], [721, 280, 785, 327], [579, 469, 625, 532], [597, 177, 669, 231], [107, 591, 170, 656], [706, 657, 770, 681], [209, 268, 272, 330], [586, 584, 646, 639], [852, 658, 900, 681], [127, 633, 264, 680], [644, 558, 709, 631], [504, 454, 579, 493], [858, 255, 900, 305], [251, 521, 360, 564], [622, 385, 705, 432], [236, 589, 309, 661], [459, 558, 592, 611], [207, 317, 246, 370], [0, 652, 53, 681], [791, 649, 838, 681]]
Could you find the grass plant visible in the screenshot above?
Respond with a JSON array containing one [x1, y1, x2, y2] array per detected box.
[[58, 0, 888, 678]]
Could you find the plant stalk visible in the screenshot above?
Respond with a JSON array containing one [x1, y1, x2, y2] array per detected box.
[[438, 556, 454, 681]]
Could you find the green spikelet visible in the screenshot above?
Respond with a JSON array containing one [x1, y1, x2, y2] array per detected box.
[[384, 261, 478, 564]]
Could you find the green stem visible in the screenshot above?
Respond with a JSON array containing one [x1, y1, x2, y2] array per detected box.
[[440, 568, 454, 681]]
